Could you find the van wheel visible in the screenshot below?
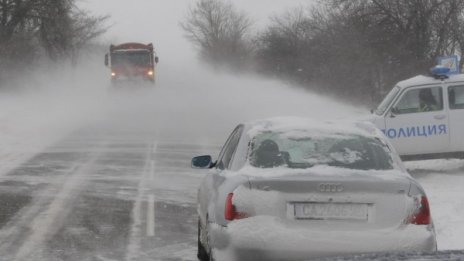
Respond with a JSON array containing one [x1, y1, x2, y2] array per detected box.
[[197, 219, 209, 261]]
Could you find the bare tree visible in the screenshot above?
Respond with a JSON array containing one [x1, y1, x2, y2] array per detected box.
[[180, 0, 464, 104], [257, 8, 312, 77], [181, 0, 252, 67], [67, 7, 109, 64], [35, 0, 109, 61], [255, 0, 464, 104], [0, 0, 108, 87]]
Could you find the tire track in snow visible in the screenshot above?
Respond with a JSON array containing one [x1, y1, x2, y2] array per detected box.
[[0, 146, 105, 260]]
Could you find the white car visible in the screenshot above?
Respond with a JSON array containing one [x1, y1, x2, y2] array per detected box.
[[192, 117, 436, 261], [371, 67, 464, 160]]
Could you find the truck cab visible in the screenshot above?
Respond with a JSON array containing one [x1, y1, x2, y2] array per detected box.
[[104, 42, 159, 85], [371, 69, 464, 160]]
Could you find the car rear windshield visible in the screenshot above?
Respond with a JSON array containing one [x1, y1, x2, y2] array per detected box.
[[249, 132, 394, 170]]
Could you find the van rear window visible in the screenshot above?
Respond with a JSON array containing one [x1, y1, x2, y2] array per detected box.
[[449, 85, 464, 110]]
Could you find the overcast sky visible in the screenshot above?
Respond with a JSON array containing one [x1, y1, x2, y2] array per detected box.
[[78, 0, 311, 64]]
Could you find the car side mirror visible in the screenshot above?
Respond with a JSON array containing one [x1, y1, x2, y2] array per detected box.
[[155, 56, 159, 64], [192, 155, 213, 169], [104, 54, 109, 67]]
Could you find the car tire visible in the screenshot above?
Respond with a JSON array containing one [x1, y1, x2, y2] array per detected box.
[[206, 221, 216, 261], [198, 219, 209, 261]]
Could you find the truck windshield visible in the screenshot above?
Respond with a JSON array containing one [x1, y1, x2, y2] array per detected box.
[[375, 86, 400, 115], [111, 51, 152, 67]]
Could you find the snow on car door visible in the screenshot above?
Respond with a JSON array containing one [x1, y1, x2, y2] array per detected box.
[[384, 86, 449, 155], [447, 85, 464, 152]]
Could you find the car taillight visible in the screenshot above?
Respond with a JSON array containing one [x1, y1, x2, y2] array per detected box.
[[225, 193, 247, 221], [408, 195, 431, 225]]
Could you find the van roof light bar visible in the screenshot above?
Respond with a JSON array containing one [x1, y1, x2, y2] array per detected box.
[[430, 65, 450, 80]]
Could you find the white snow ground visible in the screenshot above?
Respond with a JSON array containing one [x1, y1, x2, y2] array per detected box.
[[405, 159, 464, 250]]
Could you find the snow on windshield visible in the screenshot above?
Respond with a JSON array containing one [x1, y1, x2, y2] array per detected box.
[[249, 131, 394, 170]]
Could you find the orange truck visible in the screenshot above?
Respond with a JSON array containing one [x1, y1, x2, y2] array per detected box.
[[104, 42, 159, 84]]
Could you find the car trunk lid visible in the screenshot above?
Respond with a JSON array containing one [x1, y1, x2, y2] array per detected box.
[[232, 170, 411, 229]]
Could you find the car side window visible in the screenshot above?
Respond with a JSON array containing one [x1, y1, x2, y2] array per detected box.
[[449, 85, 464, 110], [393, 86, 443, 114], [216, 126, 243, 170]]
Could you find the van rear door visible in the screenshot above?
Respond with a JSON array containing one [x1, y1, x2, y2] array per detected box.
[[447, 84, 464, 152]]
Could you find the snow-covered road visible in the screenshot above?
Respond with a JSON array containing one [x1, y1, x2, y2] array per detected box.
[[406, 159, 464, 250], [1, 63, 464, 260], [0, 123, 203, 260]]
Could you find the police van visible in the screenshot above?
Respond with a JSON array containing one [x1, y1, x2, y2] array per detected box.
[[371, 66, 464, 160]]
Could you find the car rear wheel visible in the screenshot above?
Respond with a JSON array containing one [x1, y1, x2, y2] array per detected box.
[[197, 219, 209, 261]]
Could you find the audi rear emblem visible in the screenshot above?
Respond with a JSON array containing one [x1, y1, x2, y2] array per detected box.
[[318, 183, 344, 192]]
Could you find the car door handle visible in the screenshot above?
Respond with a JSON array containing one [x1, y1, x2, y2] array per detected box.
[[434, 114, 447, 120]]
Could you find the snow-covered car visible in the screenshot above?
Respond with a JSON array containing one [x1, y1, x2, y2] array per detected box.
[[371, 67, 464, 160], [192, 117, 437, 261]]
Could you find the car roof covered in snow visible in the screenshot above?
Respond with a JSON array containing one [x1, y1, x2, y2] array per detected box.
[[396, 73, 464, 89], [243, 117, 382, 139]]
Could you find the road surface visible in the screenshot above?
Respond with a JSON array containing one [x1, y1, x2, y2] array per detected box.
[[0, 93, 219, 261]]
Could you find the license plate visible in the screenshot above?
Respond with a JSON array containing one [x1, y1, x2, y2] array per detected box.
[[293, 202, 368, 220]]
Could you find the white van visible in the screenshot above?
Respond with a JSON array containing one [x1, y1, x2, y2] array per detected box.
[[371, 69, 464, 160]]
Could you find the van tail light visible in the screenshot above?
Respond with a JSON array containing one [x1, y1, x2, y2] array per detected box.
[[225, 193, 248, 221], [407, 195, 431, 225]]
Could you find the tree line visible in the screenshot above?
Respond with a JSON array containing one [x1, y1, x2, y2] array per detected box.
[[0, 0, 107, 87], [182, 0, 464, 105]]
